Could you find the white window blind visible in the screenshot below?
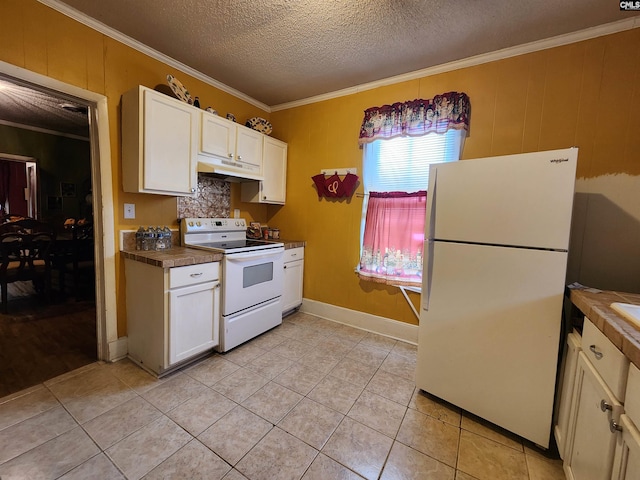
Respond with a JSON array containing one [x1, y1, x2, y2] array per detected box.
[[362, 128, 465, 193]]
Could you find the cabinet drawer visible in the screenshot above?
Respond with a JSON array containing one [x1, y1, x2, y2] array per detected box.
[[169, 262, 219, 289], [284, 247, 304, 263], [626, 364, 640, 427], [582, 316, 629, 401]]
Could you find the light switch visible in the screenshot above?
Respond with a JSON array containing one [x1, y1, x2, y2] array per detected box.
[[124, 203, 135, 219]]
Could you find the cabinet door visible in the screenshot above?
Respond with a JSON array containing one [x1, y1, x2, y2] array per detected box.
[[565, 352, 623, 480], [168, 280, 220, 365], [262, 137, 287, 204], [143, 89, 197, 195], [236, 125, 263, 172], [282, 259, 303, 314], [612, 415, 640, 480], [554, 332, 582, 459], [200, 112, 236, 160], [240, 136, 287, 204]]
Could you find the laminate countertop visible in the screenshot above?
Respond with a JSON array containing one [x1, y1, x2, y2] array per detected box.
[[121, 247, 223, 268], [570, 288, 640, 369], [121, 240, 305, 268]]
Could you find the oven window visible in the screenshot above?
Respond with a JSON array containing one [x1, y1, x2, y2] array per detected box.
[[243, 262, 274, 288]]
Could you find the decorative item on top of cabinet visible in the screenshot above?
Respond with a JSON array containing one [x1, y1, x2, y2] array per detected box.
[[241, 136, 287, 204], [563, 316, 629, 480], [282, 247, 304, 316], [245, 117, 273, 135], [121, 86, 198, 197]]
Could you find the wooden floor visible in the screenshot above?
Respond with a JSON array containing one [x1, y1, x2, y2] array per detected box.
[[0, 281, 97, 398]]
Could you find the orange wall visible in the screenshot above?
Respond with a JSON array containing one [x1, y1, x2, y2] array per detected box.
[[0, 0, 269, 335], [2, 0, 639, 331], [266, 28, 640, 323]]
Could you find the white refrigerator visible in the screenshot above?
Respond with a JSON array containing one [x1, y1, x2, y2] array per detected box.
[[416, 147, 578, 448]]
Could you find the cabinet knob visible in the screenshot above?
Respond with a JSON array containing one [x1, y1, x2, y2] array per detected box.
[[263, 196, 267, 200], [600, 399, 613, 412], [237, 155, 242, 160], [191, 188, 196, 193], [610, 419, 622, 433], [229, 153, 234, 158], [589, 345, 603, 360], [284, 265, 287, 269]]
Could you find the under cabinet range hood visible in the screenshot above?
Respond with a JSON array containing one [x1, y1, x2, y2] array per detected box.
[[197, 157, 264, 182]]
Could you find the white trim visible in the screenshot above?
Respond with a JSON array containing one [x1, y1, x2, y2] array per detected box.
[[37, 0, 270, 113], [300, 298, 418, 345], [108, 336, 128, 362], [0, 59, 117, 362]]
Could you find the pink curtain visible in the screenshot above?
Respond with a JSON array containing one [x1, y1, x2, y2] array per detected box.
[[358, 92, 470, 145], [358, 191, 426, 286]]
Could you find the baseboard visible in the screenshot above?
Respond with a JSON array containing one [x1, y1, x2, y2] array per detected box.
[[108, 336, 128, 362], [300, 299, 418, 345]]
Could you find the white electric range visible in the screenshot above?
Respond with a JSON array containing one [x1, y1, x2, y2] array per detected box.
[[181, 218, 284, 352]]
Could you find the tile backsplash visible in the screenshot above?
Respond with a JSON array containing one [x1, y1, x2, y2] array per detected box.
[[177, 174, 230, 219]]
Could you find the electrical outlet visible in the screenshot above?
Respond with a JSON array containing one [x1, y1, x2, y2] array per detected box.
[[234, 209, 240, 219], [124, 203, 135, 219]]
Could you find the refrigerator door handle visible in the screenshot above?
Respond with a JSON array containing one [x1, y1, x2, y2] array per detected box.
[[421, 239, 435, 312]]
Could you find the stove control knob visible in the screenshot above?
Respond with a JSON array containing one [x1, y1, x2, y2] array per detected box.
[[188, 221, 194, 227], [196, 221, 201, 227]]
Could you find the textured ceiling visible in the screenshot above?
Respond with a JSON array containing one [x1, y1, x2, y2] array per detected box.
[[53, 0, 640, 106], [0, 78, 90, 138], [2, 1, 639, 138]]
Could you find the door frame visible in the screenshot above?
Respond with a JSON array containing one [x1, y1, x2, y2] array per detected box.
[[0, 60, 116, 362]]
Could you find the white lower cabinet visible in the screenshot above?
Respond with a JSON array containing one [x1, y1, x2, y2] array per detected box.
[[563, 316, 629, 480], [611, 415, 640, 480], [282, 247, 304, 315], [554, 331, 582, 459], [169, 280, 220, 365], [125, 260, 220, 376], [564, 352, 623, 480], [612, 364, 640, 480]]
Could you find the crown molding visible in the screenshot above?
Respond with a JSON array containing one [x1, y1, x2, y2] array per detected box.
[[38, 0, 271, 113], [37, 2, 640, 113], [270, 17, 640, 111]]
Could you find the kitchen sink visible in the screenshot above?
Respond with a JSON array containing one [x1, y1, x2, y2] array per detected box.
[[611, 302, 640, 330]]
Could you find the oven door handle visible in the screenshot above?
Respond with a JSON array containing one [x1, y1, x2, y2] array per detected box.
[[225, 249, 284, 262]]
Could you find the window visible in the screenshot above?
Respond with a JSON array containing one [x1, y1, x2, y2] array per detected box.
[[358, 129, 465, 286]]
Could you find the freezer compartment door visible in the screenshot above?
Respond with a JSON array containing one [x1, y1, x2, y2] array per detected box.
[[416, 241, 568, 447], [426, 148, 577, 250]]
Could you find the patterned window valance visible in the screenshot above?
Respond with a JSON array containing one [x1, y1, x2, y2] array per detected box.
[[358, 91, 470, 145]]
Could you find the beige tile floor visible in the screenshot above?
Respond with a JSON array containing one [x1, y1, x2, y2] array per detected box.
[[0, 312, 567, 480]]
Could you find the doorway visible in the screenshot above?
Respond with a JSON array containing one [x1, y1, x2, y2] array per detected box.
[[0, 61, 117, 397]]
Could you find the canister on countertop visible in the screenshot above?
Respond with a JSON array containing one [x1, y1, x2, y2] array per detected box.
[[271, 228, 280, 239]]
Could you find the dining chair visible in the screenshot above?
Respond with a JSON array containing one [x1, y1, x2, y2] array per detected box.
[[53, 220, 94, 299], [0, 230, 56, 313]]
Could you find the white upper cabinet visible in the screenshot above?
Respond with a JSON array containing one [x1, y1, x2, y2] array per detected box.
[[122, 86, 198, 197], [200, 112, 236, 160], [198, 111, 264, 180], [241, 136, 287, 204]]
